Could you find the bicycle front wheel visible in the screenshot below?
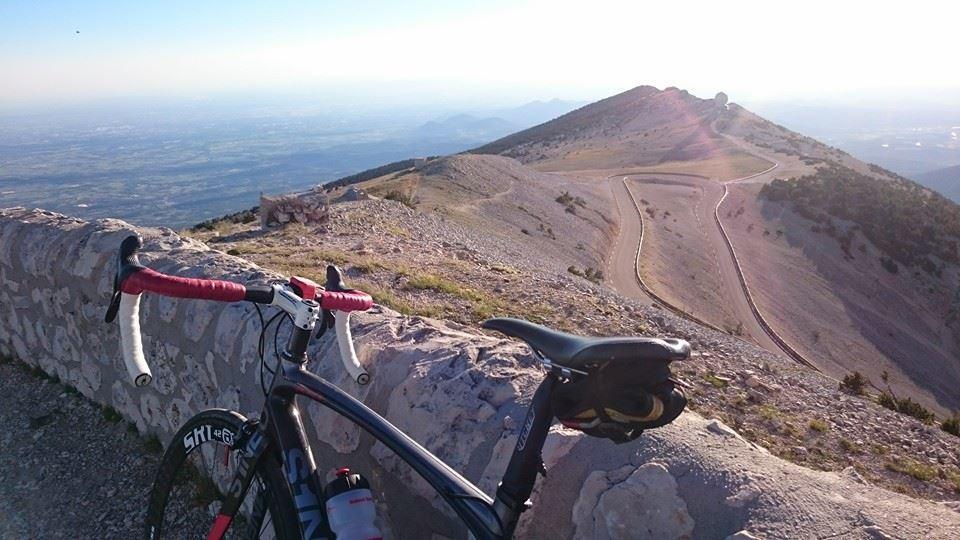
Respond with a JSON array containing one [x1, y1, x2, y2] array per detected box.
[[144, 409, 297, 539]]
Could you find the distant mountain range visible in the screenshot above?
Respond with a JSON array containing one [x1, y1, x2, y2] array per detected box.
[[410, 114, 518, 142], [409, 99, 587, 144]]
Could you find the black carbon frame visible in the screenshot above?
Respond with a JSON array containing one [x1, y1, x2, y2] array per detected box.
[[218, 325, 554, 540]]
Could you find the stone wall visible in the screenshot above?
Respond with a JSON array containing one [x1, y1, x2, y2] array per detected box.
[[1, 207, 958, 539]]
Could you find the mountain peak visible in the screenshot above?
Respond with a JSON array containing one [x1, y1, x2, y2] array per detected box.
[[472, 85, 737, 170]]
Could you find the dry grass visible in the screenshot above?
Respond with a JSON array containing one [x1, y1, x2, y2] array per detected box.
[[885, 458, 938, 482], [702, 373, 729, 389]]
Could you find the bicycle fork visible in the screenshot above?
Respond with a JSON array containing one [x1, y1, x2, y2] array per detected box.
[[207, 419, 269, 540]]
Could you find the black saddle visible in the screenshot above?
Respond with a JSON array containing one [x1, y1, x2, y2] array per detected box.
[[482, 318, 689, 370]]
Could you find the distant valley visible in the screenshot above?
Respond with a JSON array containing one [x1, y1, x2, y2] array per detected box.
[[0, 98, 581, 228], [749, 101, 960, 199]]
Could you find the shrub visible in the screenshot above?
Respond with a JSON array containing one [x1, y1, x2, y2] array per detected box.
[[877, 391, 897, 410], [895, 396, 935, 424], [702, 373, 728, 389], [838, 437, 859, 453], [556, 191, 586, 213], [808, 418, 830, 432], [583, 267, 604, 283], [880, 256, 898, 274], [385, 190, 416, 208], [101, 405, 123, 423], [839, 371, 868, 395], [144, 435, 164, 454], [568, 266, 603, 284], [556, 191, 575, 205], [877, 391, 935, 424], [942, 415, 960, 437]]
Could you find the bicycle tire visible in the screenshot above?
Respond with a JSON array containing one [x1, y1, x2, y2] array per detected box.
[[144, 409, 299, 539]]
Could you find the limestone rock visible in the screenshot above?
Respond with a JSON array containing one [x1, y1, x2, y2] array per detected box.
[[573, 462, 694, 539]]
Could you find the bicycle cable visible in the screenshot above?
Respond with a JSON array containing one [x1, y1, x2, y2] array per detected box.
[[256, 306, 287, 397]]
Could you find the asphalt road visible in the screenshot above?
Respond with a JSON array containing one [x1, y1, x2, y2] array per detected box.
[[605, 166, 787, 356], [605, 177, 656, 304]]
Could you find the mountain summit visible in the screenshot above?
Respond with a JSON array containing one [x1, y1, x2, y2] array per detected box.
[[474, 85, 743, 170]]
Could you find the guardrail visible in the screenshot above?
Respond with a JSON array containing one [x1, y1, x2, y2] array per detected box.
[[713, 177, 820, 371]]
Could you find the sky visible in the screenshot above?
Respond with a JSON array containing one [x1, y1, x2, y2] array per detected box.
[[2, 0, 959, 109]]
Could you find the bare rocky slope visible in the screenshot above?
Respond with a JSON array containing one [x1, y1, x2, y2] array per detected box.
[[334, 153, 616, 274], [474, 86, 768, 174]]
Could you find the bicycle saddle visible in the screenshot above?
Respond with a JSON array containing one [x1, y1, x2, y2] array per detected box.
[[482, 318, 689, 370]]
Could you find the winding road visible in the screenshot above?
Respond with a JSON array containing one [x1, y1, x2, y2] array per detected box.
[[605, 154, 818, 369]]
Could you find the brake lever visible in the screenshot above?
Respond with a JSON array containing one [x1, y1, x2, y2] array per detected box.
[[105, 235, 145, 323], [316, 264, 344, 339], [315, 308, 335, 339]]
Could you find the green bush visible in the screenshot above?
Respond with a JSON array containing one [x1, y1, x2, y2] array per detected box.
[[877, 390, 897, 410], [385, 190, 416, 208], [839, 371, 868, 395], [877, 391, 935, 424], [556, 191, 586, 213], [942, 415, 960, 437]]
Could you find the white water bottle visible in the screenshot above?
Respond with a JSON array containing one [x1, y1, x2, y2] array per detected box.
[[324, 468, 383, 540]]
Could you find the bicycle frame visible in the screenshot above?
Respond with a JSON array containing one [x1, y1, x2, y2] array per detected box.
[[223, 324, 557, 540], [106, 239, 561, 539]]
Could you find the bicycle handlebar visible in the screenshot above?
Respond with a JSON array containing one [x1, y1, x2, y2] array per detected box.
[[105, 235, 373, 387]]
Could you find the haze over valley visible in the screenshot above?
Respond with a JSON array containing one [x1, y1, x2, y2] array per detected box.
[[750, 99, 960, 197], [0, 97, 581, 227]]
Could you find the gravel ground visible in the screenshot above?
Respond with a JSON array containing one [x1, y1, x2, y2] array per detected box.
[[0, 359, 159, 538]]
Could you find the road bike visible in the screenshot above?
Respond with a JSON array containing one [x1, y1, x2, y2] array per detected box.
[[105, 234, 689, 539]]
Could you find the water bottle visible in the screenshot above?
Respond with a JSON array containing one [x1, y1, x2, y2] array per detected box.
[[324, 468, 383, 540]]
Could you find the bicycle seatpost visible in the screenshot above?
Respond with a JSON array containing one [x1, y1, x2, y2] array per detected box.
[[493, 374, 557, 535]]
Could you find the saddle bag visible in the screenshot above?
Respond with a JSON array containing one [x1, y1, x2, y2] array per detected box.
[[550, 359, 687, 443]]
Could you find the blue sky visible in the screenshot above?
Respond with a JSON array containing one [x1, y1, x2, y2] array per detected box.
[[2, 0, 958, 108]]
